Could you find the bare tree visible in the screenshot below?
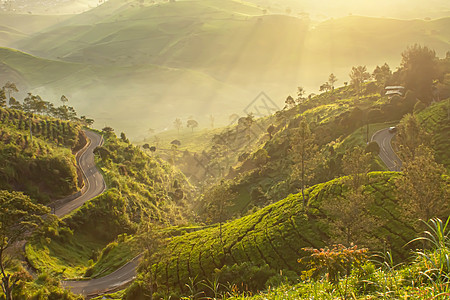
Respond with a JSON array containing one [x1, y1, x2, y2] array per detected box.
[[289, 120, 320, 210], [173, 118, 182, 135], [328, 73, 338, 90]]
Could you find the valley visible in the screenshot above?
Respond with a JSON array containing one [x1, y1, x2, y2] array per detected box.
[[0, 1, 449, 299]]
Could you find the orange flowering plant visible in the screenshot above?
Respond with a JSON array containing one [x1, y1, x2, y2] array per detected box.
[[299, 244, 368, 284]]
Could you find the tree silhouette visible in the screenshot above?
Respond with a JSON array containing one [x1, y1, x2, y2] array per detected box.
[[289, 120, 320, 210], [319, 82, 331, 92], [60, 95, 69, 106], [372, 63, 392, 90], [204, 180, 236, 247], [174, 118, 182, 135], [136, 221, 167, 300], [400, 44, 439, 104], [349, 66, 370, 99], [186, 119, 199, 132], [285, 95, 295, 109], [2, 82, 18, 104], [328, 73, 338, 90], [296, 87, 306, 103]]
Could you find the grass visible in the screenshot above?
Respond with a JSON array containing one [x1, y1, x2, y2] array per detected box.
[[25, 129, 193, 280], [26, 230, 106, 278], [0, 107, 82, 202], [139, 172, 418, 295], [416, 99, 450, 169]]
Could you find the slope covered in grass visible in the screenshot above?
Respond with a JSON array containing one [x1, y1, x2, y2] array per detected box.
[[0, 106, 84, 203], [26, 128, 193, 278], [131, 172, 420, 296], [417, 99, 450, 169]]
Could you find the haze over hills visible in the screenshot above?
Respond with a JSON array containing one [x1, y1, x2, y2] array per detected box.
[[0, 0, 449, 138], [244, 0, 450, 20]]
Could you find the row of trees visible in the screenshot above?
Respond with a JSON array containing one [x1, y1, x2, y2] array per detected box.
[[286, 44, 445, 108], [173, 118, 199, 134], [0, 82, 94, 126]]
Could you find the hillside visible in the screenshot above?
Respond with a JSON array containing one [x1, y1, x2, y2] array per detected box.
[[0, 106, 84, 203], [127, 171, 428, 297], [26, 128, 194, 279], [1, 0, 448, 137], [417, 100, 450, 168]]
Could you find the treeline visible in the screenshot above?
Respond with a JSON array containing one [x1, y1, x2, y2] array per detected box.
[[0, 81, 94, 126]]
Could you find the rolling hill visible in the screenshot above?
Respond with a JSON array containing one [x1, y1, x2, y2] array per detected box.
[[1, 0, 449, 138]]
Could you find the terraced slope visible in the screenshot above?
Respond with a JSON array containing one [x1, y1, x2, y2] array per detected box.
[[417, 99, 450, 168], [0, 107, 84, 202], [145, 172, 417, 294]]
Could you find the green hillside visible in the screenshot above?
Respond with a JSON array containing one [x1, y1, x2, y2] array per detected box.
[[129, 171, 423, 296], [0, 106, 83, 203], [417, 99, 450, 168], [26, 128, 194, 278]]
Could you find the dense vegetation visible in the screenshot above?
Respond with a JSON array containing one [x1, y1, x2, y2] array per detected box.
[[1, 28, 450, 300], [122, 46, 450, 299], [0, 106, 84, 203], [25, 128, 193, 280]]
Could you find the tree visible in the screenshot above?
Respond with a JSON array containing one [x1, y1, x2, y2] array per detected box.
[[173, 118, 182, 134], [8, 97, 22, 110], [285, 95, 295, 109], [296, 86, 306, 103], [396, 114, 430, 163], [102, 126, 115, 135], [328, 73, 338, 90], [0, 89, 6, 107], [372, 63, 392, 89], [289, 120, 320, 210], [80, 115, 94, 127], [204, 181, 236, 247], [395, 145, 449, 229], [186, 119, 199, 132], [60, 95, 69, 105], [324, 190, 378, 247], [136, 221, 167, 300], [349, 66, 371, 99], [0, 191, 49, 300], [342, 146, 371, 191], [267, 124, 275, 139], [2, 82, 18, 104], [400, 44, 439, 104], [323, 146, 379, 247], [319, 82, 331, 92], [120, 132, 129, 143], [23, 93, 46, 114]]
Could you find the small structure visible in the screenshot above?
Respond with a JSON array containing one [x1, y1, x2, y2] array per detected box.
[[385, 86, 405, 98]]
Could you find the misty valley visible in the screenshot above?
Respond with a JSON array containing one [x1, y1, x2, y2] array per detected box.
[[0, 0, 449, 299]]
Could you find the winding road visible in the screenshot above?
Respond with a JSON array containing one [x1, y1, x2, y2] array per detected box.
[[371, 128, 402, 171], [55, 130, 106, 217], [55, 130, 139, 297]]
